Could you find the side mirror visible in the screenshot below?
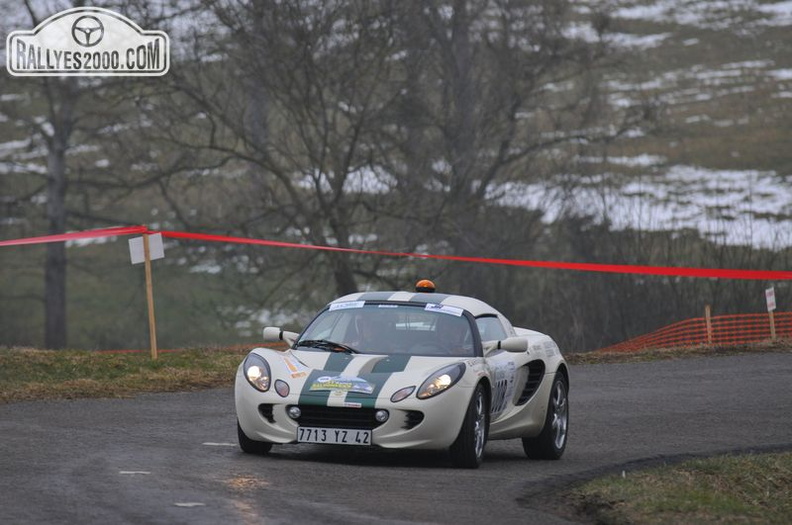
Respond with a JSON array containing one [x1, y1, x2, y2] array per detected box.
[[500, 336, 529, 352], [262, 326, 299, 347], [483, 336, 529, 355]]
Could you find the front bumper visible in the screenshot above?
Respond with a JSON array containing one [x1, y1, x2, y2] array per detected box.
[[235, 370, 473, 450]]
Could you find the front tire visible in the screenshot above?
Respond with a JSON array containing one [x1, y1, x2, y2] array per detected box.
[[522, 372, 569, 460], [237, 420, 273, 455], [450, 383, 489, 468]]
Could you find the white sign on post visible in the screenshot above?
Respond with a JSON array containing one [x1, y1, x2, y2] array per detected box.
[[128, 232, 164, 360], [129, 233, 164, 264], [765, 287, 776, 312]]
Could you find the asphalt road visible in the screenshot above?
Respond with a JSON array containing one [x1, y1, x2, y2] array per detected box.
[[1, 352, 790, 525]]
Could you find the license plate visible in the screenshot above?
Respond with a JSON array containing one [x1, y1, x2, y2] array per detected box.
[[297, 427, 372, 445]]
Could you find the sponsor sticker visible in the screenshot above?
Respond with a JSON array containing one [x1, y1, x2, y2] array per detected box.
[[329, 301, 365, 311], [7, 6, 169, 77], [309, 375, 374, 394], [425, 303, 464, 317], [281, 355, 308, 378], [491, 360, 517, 416]]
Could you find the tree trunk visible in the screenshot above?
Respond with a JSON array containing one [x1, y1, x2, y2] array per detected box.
[[332, 256, 358, 297], [445, 1, 480, 296], [43, 79, 75, 350], [44, 139, 68, 349]]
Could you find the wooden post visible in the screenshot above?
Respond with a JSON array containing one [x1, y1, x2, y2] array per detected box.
[[766, 286, 777, 341], [705, 304, 713, 345], [143, 233, 158, 360]]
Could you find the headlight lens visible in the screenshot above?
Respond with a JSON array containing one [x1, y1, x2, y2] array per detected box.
[[417, 363, 465, 399], [243, 353, 271, 392]]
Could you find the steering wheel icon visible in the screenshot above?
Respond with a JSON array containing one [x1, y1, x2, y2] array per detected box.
[[71, 15, 104, 47]]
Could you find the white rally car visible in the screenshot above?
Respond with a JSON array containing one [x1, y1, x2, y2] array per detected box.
[[235, 281, 569, 468]]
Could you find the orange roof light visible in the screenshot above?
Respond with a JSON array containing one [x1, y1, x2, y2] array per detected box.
[[415, 279, 436, 293]]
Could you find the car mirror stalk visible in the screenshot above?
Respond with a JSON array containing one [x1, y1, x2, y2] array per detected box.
[[483, 336, 529, 354]]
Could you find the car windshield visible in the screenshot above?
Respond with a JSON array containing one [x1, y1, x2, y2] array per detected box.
[[296, 302, 477, 357]]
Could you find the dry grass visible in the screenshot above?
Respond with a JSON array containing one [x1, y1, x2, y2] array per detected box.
[[568, 452, 792, 524], [0, 346, 250, 404], [566, 339, 792, 365]]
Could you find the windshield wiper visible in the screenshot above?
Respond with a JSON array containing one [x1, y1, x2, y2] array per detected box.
[[297, 339, 359, 354]]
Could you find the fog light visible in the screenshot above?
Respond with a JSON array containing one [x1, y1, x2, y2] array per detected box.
[[374, 409, 389, 423], [287, 406, 301, 419]]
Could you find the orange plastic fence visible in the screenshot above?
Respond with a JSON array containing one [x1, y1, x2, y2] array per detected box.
[[598, 312, 791, 353]]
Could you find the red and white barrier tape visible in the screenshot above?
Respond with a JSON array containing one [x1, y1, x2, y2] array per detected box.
[[2, 225, 791, 280]]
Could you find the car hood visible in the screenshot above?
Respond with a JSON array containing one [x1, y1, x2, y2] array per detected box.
[[255, 348, 471, 407]]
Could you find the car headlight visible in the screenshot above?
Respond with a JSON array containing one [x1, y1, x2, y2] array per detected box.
[[417, 363, 465, 399], [243, 353, 271, 392]]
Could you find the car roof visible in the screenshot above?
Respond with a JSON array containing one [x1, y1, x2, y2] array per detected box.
[[331, 291, 503, 318]]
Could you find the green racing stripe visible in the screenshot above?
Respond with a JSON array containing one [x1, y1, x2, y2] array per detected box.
[[346, 354, 413, 408], [298, 353, 413, 408], [323, 352, 356, 372], [370, 354, 412, 373]]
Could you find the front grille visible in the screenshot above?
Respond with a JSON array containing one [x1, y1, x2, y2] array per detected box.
[[291, 405, 382, 430], [403, 410, 424, 429], [517, 360, 545, 405], [258, 404, 275, 423]]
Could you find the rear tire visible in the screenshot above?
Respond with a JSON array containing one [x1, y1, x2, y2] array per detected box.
[[450, 383, 488, 468], [522, 372, 568, 460], [237, 420, 273, 455]]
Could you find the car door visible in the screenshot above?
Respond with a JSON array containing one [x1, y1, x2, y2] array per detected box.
[[476, 316, 519, 420]]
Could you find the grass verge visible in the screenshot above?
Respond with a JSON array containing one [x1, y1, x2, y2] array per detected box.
[[0, 347, 250, 404], [566, 339, 792, 365], [567, 452, 792, 525]]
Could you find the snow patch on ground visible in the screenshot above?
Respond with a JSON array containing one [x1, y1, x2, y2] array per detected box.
[[491, 163, 792, 249]]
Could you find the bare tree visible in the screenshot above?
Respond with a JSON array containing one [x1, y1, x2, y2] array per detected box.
[[133, 0, 655, 324], [141, 0, 405, 297], [366, 0, 654, 303]]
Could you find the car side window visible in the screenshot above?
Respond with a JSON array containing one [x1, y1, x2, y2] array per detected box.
[[475, 315, 508, 342]]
